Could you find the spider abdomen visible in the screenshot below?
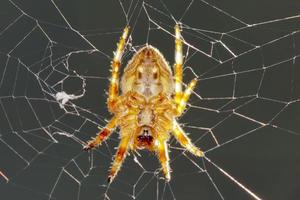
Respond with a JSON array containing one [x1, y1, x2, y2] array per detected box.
[[121, 46, 174, 99]]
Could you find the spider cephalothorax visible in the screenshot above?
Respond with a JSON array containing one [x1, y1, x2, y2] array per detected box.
[[84, 25, 204, 183]]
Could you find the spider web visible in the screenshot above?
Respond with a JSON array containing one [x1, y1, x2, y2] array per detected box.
[[1, 0, 300, 199]]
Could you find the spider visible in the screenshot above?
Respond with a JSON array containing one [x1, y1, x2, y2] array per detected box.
[[83, 24, 204, 183]]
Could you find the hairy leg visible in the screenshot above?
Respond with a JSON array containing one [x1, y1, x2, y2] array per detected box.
[[176, 78, 197, 116], [108, 26, 129, 109], [173, 24, 184, 105], [156, 139, 171, 181], [172, 120, 204, 157], [108, 135, 130, 183], [83, 117, 117, 150]]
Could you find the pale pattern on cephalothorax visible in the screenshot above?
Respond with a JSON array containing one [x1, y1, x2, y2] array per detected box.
[[84, 25, 204, 183]]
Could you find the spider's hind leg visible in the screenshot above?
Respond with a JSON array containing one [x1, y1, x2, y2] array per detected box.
[[173, 24, 184, 105], [176, 78, 197, 116], [108, 26, 130, 109], [172, 24, 198, 116]]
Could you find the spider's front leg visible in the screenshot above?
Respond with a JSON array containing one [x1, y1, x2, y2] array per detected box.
[[152, 110, 173, 181], [108, 130, 132, 183], [156, 139, 171, 181], [108, 26, 129, 109], [83, 116, 118, 150], [172, 120, 204, 157]]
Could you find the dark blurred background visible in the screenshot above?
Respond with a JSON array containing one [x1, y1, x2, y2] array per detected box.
[[0, 0, 300, 200]]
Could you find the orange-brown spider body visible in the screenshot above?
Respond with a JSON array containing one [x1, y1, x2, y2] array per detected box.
[[84, 25, 204, 183]]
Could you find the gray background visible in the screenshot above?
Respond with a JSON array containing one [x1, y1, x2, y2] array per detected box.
[[1, 0, 300, 199]]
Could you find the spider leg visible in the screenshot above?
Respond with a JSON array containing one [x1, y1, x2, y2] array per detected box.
[[176, 78, 197, 116], [172, 120, 204, 157], [108, 26, 129, 109], [108, 135, 130, 183], [156, 139, 171, 181], [83, 117, 117, 150], [173, 24, 184, 105]]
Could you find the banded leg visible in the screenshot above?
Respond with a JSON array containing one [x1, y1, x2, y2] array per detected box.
[[108, 135, 130, 183], [83, 117, 117, 150], [176, 78, 197, 116], [173, 24, 184, 105], [172, 120, 204, 157], [108, 26, 129, 109], [156, 140, 171, 181]]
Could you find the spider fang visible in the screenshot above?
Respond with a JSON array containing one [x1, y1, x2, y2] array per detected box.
[[137, 127, 154, 147]]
